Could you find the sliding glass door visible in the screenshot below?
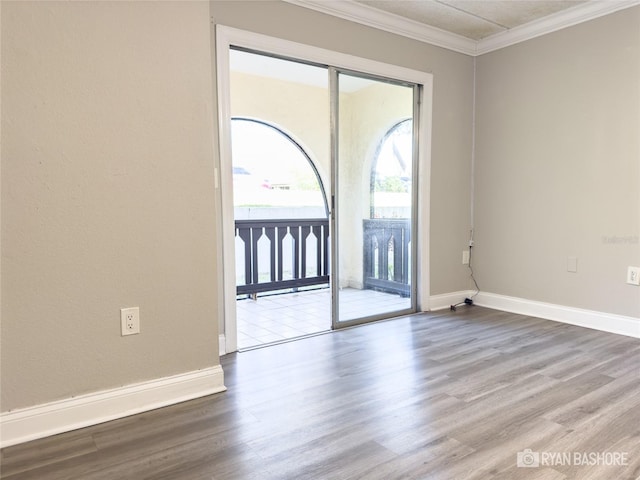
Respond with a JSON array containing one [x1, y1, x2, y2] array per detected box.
[[217, 28, 432, 352], [331, 68, 419, 327]]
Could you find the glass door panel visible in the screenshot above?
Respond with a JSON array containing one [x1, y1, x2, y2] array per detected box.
[[332, 69, 418, 326], [229, 49, 332, 349]]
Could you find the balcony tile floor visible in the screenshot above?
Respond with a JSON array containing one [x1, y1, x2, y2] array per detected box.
[[236, 287, 411, 350]]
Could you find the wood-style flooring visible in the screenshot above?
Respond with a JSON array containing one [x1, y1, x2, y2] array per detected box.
[[2, 306, 639, 479]]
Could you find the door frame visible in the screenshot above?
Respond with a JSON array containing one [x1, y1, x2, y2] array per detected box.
[[214, 25, 433, 354]]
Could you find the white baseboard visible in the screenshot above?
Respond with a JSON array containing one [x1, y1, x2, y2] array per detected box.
[[219, 334, 226, 356], [473, 292, 640, 339], [0, 365, 226, 448], [429, 291, 472, 311]]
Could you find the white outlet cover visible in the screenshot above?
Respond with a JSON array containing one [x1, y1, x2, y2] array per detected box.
[[121, 307, 140, 336], [627, 266, 640, 286]]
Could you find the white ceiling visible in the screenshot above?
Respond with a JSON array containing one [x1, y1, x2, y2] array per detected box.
[[287, 0, 639, 55], [355, 0, 586, 40]]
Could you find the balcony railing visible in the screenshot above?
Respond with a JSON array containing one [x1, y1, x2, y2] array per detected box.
[[235, 217, 411, 298], [235, 219, 330, 295], [363, 218, 411, 297]]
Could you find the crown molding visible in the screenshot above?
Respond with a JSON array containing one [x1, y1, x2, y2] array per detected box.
[[284, 0, 640, 57], [284, 0, 477, 56], [477, 0, 640, 55]]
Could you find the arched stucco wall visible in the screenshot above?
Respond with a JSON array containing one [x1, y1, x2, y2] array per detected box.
[[230, 71, 330, 194], [230, 70, 414, 289], [338, 82, 413, 288]]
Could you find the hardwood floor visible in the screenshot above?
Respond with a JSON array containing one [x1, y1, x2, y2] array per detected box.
[[2, 306, 639, 479]]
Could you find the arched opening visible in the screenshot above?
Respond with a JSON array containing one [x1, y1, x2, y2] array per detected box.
[[363, 118, 413, 298], [231, 117, 331, 346], [231, 117, 328, 219], [370, 119, 412, 219]]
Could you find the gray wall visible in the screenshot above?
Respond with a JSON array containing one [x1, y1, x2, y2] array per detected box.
[[1, 1, 474, 411], [1, 1, 219, 411], [474, 7, 640, 318]]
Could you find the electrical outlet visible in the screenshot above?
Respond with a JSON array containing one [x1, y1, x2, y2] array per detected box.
[[462, 250, 470, 265], [627, 266, 640, 286], [121, 307, 140, 336]]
